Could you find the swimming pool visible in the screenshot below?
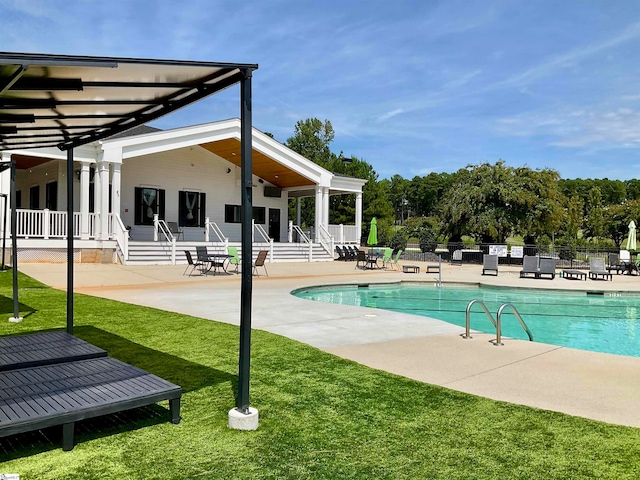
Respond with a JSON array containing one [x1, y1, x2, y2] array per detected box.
[[294, 284, 640, 357]]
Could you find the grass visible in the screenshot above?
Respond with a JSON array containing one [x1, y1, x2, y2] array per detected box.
[[0, 271, 639, 479]]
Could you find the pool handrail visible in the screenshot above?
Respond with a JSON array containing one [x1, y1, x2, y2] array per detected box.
[[496, 302, 533, 345], [463, 299, 496, 339]]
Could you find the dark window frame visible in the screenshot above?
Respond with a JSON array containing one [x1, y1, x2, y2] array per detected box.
[[134, 186, 165, 226], [178, 190, 206, 227]]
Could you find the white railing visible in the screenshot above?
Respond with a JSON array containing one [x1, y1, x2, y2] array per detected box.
[[328, 224, 360, 244], [252, 220, 274, 262], [153, 216, 176, 264], [16, 209, 98, 239], [289, 222, 312, 261], [317, 224, 335, 256], [204, 217, 229, 251], [112, 214, 130, 264]]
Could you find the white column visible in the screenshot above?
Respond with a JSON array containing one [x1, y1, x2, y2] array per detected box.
[[355, 192, 363, 245], [98, 163, 110, 240], [79, 162, 91, 240], [314, 186, 322, 240], [296, 197, 301, 226], [111, 163, 121, 222], [322, 187, 330, 228]]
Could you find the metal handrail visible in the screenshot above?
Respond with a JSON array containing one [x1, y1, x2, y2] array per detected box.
[[463, 300, 496, 339], [205, 217, 228, 243], [253, 221, 271, 243], [317, 223, 334, 255], [496, 302, 533, 345]]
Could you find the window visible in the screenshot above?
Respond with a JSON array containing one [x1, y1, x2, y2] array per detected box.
[[225, 204, 241, 223], [134, 187, 165, 225], [224, 204, 266, 224], [253, 206, 266, 224], [178, 191, 206, 227], [29, 185, 40, 209]]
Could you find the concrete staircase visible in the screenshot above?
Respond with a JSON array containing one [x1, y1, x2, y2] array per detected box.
[[124, 241, 335, 265]]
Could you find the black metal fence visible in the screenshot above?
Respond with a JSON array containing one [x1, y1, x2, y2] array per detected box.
[[400, 243, 621, 270]]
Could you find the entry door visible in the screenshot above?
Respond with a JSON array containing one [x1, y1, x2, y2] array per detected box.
[[268, 208, 281, 242]]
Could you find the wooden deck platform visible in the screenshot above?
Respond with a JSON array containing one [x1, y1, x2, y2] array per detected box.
[[0, 331, 107, 371], [0, 357, 181, 450]]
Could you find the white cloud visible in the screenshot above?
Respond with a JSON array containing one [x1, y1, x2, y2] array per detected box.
[[377, 109, 405, 122]]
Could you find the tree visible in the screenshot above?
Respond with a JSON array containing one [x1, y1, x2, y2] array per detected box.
[[286, 118, 335, 165], [564, 195, 584, 241], [584, 186, 604, 240]]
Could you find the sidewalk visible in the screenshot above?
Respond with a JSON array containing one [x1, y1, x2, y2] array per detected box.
[[19, 259, 640, 427]]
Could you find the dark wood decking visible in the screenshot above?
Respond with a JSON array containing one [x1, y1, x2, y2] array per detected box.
[[0, 331, 107, 371], [0, 357, 181, 450]]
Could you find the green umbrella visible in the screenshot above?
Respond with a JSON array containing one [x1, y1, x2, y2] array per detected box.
[[367, 217, 378, 246], [627, 220, 636, 251]]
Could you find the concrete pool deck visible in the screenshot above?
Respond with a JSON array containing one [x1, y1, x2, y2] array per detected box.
[[19, 259, 640, 428]]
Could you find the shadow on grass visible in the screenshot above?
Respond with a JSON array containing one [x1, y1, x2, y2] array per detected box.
[[0, 294, 36, 318], [73, 325, 236, 393], [0, 326, 236, 460]]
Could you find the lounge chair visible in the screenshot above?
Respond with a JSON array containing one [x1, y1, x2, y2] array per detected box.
[[381, 248, 394, 269], [252, 250, 268, 277], [538, 257, 556, 280], [183, 250, 204, 276], [167, 221, 184, 240], [227, 246, 240, 273], [451, 250, 462, 266], [482, 254, 498, 276], [335, 246, 348, 261], [588, 257, 612, 281], [520, 255, 539, 278]]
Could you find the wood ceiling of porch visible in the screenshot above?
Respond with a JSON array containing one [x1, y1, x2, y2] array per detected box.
[[200, 138, 314, 189]]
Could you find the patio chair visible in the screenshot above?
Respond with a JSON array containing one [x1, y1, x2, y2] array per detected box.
[[167, 221, 184, 241], [335, 246, 348, 261], [227, 246, 240, 273], [346, 246, 358, 260], [588, 257, 612, 281], [451, 249, 462, 266], [390, 249, 403, 270], [252, 250, 269, 277], [183, 250, 203, 276], [355, 250, 367, 269], [520, 255, 539, 278], [538, 257, 556, 280], [195, 246, 209, 264], [482, 254, 498, 276], [381, 248, 394, 269]]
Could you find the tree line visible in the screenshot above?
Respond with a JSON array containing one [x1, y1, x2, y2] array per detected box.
[[285, 118, 640, 249]]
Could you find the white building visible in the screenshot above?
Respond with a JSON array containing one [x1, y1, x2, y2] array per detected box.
[[0, 118, 366, 264]]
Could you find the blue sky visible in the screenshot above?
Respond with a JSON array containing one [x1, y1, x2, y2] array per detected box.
[[3, 0, 640, 180]]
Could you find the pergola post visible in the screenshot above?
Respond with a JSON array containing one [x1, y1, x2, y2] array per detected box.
[[229, 68, 259, 430], [66, 148, 74, 334]]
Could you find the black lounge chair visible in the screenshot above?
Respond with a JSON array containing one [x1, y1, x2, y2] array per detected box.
[[589, 257, 612, 281], [346, 246, 357, 261], [335, 246, 347, 261], [538, 257, 556, 279], [520, 255, 539, 278], [482, 254, 498, 276]]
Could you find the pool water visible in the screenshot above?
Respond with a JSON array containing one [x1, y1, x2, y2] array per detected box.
[[294, 284, 640, 357]]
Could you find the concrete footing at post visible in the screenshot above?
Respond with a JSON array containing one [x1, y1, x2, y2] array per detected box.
[[228, 407, 259, 430]]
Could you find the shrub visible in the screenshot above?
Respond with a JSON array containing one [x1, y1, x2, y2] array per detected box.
[[389, 230, 407, 253]]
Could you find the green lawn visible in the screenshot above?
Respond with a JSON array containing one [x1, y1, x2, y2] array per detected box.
[[0, 271, 639, 479]]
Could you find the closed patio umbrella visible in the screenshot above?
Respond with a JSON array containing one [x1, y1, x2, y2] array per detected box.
[[367, 217, 378, 246], [627, 220, 636, 251]]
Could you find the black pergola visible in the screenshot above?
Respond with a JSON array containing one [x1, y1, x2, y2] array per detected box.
[[0, 52, 259, 414]]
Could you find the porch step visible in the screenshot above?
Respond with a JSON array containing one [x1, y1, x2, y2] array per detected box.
[[123, 241, 335, 265]]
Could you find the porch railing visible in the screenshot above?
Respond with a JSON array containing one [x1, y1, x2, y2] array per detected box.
[[111, 214, 129, 264], [252, 220, 274, 262], [204, 217, 229, 251], [16, 209, 98, 239], [153, 216, 177, 264], [317, 224, 334, 256], [328, 224, 359, 244], [289, 222, 313, 261]]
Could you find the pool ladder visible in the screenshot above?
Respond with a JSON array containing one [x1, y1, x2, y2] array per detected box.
[[462, 300, 533, 345]]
